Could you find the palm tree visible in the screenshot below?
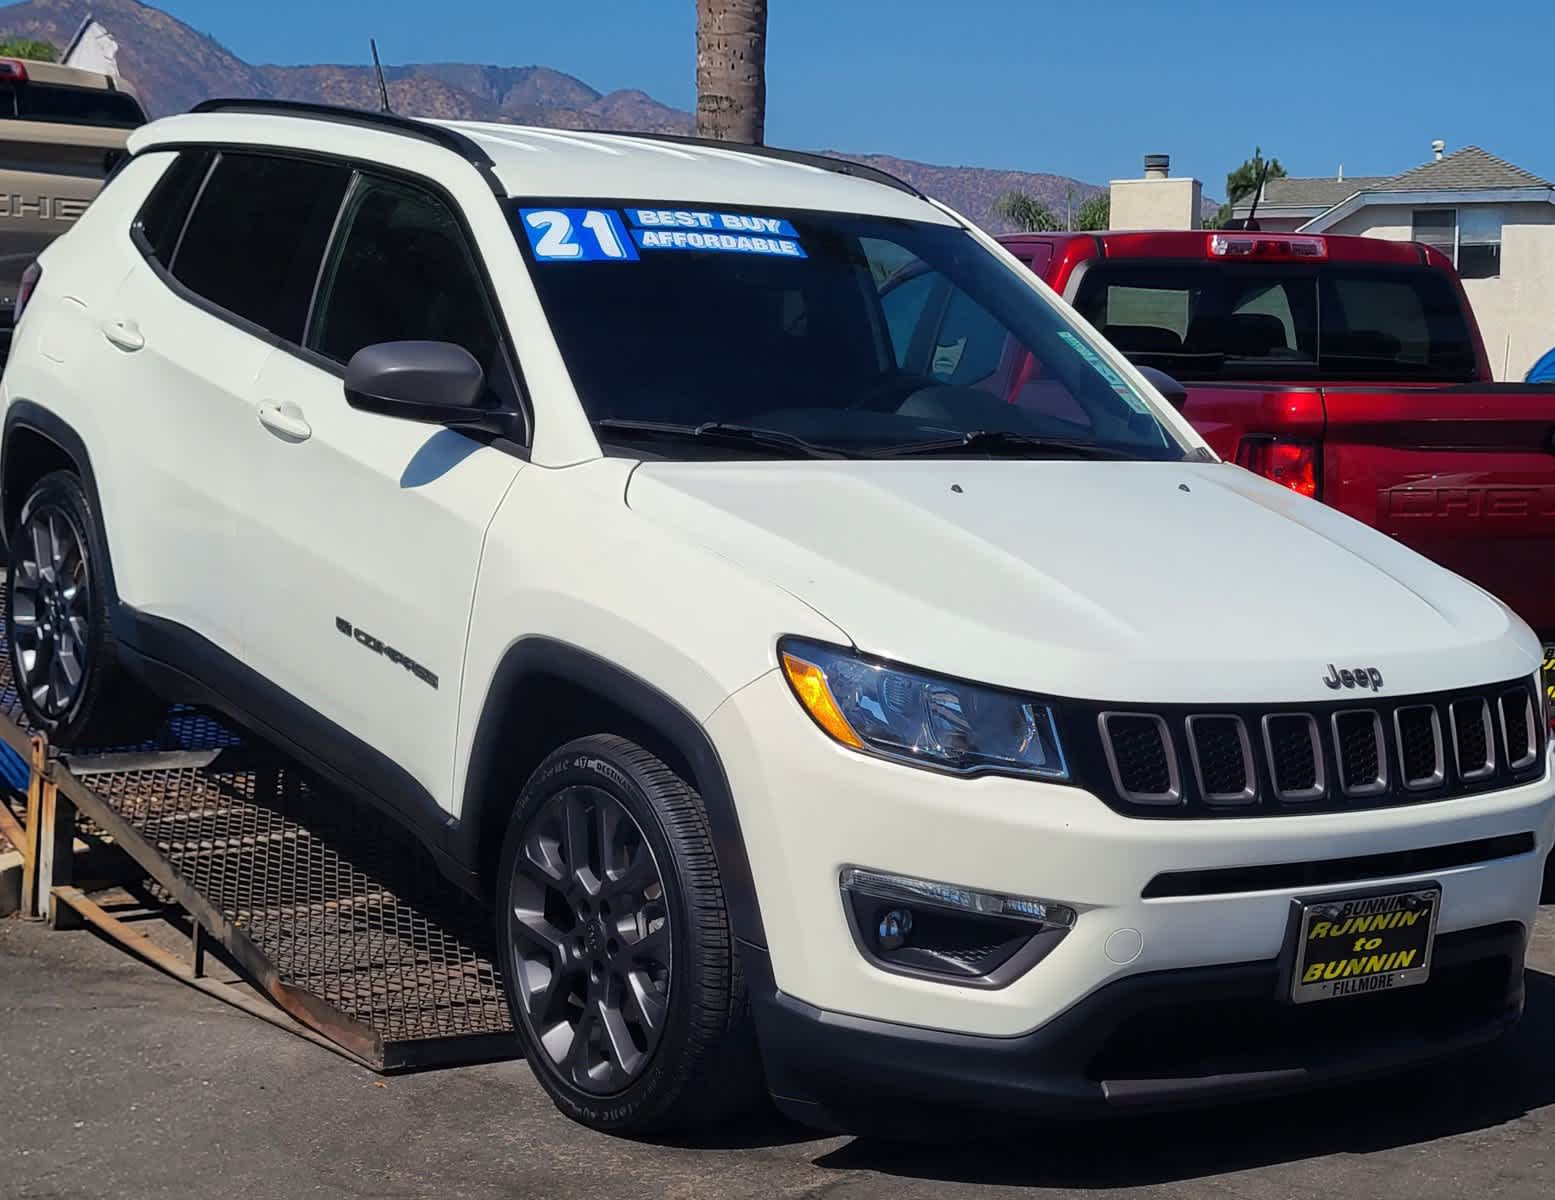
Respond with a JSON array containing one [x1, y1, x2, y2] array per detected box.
[[994, 191, 1061, 233], [695, 0, 768, 144]]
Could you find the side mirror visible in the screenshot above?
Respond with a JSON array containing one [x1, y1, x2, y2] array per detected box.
[[1136, 365, 1189, 411], [344, 340, 487, 424]]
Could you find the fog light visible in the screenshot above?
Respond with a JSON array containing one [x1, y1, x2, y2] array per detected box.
[[877, 908, 913, 951], [841, 867, 1077, 987]]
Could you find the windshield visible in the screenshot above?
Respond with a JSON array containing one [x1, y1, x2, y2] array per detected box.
[[512, 200, 1187, 460], [1072, 261, 1480, 383]]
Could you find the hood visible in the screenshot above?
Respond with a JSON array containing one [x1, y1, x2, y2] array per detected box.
[[626, 459, 1537, 705]]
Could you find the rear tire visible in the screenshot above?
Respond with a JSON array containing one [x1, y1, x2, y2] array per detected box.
[[496, 734, 763, 1135], [6, 470, 160, 747]]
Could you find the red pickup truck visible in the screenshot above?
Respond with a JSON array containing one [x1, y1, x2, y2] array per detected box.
[[995, 229, 1555, 643]]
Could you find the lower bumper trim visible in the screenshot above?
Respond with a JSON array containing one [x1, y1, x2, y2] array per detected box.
[[746, 921, 1525, 1132]]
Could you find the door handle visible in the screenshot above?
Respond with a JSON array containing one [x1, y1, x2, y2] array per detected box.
[[257, 400, 312, 442], [100, 318, 144, 352]]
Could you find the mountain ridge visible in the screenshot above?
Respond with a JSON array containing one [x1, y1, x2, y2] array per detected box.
[[0, 0, 1106, 229]]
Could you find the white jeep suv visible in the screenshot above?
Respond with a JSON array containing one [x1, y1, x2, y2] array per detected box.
[[3, 99, 1551, 1136]]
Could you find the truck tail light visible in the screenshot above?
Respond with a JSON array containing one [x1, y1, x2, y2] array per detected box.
[[0, 59, 29, 83], [13, 260, 40, 326], [1209, 233, 1327, 261], [1237, 437, 1320, 499]]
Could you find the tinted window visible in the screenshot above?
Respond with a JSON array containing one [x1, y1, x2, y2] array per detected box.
[[0, 83, 144, 127], [930, 288, 1010, 386], [171, 153, 350, 344], [309, 175, 500, 371], [878, 270, 940, 367], [134, 150, 213, 264], [515, 200, 1184, 460], [879, 267, 1011, 388], [1322, 270, 1476, 372], [1074, 262, 1477, 382]]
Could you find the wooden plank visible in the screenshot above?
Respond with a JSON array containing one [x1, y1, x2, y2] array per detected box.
[[0, 794, 25, 851], [38, 778, 77, 929], [19, 736, 44, 918]]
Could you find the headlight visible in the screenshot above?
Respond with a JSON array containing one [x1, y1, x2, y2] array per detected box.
[[779, 638, 1069, 779]]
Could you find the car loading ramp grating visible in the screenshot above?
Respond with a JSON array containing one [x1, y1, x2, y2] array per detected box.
[[0, 583, 517, 1071]]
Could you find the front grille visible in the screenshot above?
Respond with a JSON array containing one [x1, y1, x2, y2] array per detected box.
[[1395, 705, 1444, 789], [1084, 677, 1543, 817], [1333, 710, 1386, 796], [1264, 714, 1322, 800], [1098, 713, 1177, 803], [1500, 688, 1537, 770], [1186, 715, 1253, 804], [1450, 698, 1494, 780]]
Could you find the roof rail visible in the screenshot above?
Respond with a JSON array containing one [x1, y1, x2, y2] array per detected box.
[[593, 129, 926, 198], [188, 98, 505, 194]]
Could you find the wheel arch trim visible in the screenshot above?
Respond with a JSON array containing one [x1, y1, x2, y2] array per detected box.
[[1, 402, 122, 609], [458, 636, 767, 949]]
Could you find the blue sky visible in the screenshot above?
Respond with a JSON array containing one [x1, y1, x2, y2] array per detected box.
[[153, 0, 1553, 191]]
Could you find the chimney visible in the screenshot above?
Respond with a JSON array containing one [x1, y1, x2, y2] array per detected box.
[[1432, 139, 1446, 161], [1337, 164, 1344, 183], [1110, 151, 1202, 231]]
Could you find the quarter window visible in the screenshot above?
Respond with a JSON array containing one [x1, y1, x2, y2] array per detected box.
[[307, 175, 501, 373], [134, 149, 213, 264], [170, 152, 351, 343]]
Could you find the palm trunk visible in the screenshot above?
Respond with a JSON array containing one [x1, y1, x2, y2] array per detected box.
[[695, 0, 768, 144]]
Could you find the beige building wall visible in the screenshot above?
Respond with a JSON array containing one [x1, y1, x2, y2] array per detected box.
[[1109, 177, 1203, 231], [1323, 201, 1555, 379]]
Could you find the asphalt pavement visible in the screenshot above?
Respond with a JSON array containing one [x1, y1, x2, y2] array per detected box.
[[2, 911, 1554, 1200]]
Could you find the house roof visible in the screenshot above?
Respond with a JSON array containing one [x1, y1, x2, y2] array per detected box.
[[1374, 145, 1552, 191], [1253, 175, 1387, 209]]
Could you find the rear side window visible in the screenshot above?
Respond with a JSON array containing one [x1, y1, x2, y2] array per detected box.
[[1074, 262, 1477, 382], [134, 150, 213, 264], [171, 152, 351, 344], [307, 174, 500, 371], [0, 83, 145, 127], [1323, 273, 1475, 371]]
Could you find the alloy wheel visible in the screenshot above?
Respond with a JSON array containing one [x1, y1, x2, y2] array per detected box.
[[11, 505, 90, 719], [508, 785, 672, 1094]]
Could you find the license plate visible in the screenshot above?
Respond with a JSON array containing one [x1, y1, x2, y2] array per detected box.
[[1289, 886, 1440, 1004]]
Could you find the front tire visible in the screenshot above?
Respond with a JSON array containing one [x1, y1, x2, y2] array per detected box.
[[496, 734, 762, 1135], [6, 470, 159, 747]]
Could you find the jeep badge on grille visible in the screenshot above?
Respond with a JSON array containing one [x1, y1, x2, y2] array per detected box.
[[1324, 664, 1384, 690]]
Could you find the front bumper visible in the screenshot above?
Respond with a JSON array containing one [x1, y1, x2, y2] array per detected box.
[[708, 670, 1555, 1042], [748, 921, 1524, 1130]]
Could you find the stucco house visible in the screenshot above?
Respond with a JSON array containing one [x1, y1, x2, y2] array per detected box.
[[1232, 144, 1555, 379]]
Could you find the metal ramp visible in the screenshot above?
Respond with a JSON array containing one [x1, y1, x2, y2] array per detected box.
[[0, 587, 516, 1071]]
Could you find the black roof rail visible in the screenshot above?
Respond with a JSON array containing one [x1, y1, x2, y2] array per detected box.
[[592, 129, 927, 199], [188, 98, 505, 194], [186, 100, 927, 202]]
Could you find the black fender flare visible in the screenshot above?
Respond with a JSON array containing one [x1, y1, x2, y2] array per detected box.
[[0, 402, 122, 604], [457, 637, 767, 949]]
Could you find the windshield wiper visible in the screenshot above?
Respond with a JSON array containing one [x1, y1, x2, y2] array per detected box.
[[867, 430, 1139, 460], [592, 419, 854, 460]]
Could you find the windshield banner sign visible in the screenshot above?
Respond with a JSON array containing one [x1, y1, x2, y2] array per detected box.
[[626, 208, 806, 258]]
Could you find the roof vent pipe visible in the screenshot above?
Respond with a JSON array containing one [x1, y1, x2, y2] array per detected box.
[[1143, 154, 1170, 179], [1432, 139, 1446, 160]]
